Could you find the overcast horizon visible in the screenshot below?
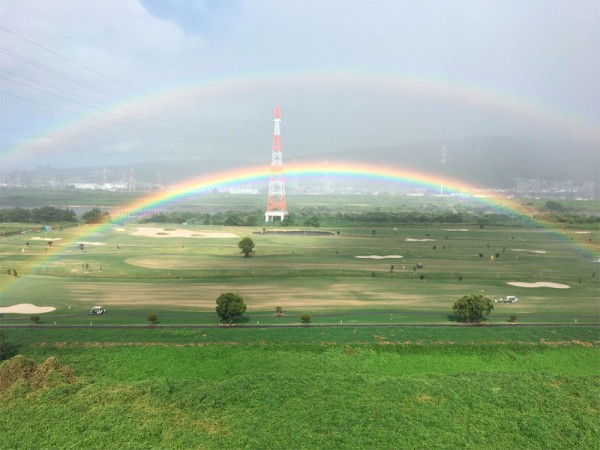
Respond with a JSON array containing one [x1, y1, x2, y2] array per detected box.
[[1, 0, 598, 173]]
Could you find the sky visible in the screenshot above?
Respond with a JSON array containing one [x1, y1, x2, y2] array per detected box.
[[0, 0, 598, 171]]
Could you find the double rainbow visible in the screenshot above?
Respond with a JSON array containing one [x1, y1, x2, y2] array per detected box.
[[3, 71, 598, 169]]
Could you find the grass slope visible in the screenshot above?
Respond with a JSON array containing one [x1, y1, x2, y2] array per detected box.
[[1, 327, 598, 449]]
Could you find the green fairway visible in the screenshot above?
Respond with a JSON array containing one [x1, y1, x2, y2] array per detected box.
[[0, 219, 598, 326]]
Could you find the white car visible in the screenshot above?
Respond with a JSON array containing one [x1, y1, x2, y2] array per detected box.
[[90, 306, 107, 315]]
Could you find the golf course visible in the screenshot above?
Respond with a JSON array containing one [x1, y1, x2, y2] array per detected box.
[[0, 192, 598, 448]]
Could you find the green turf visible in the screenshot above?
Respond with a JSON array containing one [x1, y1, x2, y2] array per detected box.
[[1, 326, 599, 449], [1, 220, 598, 326]]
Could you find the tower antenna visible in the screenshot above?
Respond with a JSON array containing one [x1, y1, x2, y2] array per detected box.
[[265, 104, 288, 222], [440, 145, 446, 196]]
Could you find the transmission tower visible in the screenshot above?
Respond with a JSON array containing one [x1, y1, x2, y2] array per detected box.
[[128, 163, 136, 192], [265, 104, 288, 222]]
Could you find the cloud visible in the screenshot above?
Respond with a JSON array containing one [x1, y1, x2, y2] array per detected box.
[[0, 0, 597, 171]]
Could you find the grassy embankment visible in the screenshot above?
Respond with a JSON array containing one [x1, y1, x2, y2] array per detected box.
[[1, 326, 598, 448]]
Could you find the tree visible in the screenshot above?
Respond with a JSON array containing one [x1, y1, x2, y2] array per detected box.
[[300, 313, 312, 325], [0, 331, 17, 361], [31, 206, 76, 223], [452, 294, 494, 324], [544, 200, 565, 211], [275, 306, 283, 317], [216, 293, 247, 324], [81, 207, 110, 224], [148, 313, 158, 324], [30, 315, 41, 324], [238, 237, 255, 257]]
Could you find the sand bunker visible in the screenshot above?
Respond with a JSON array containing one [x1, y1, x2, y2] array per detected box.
[[405, 238, 436, 242], [444, 228, 469, 232], [77, 241, 107, 246], [132, 227, 238, 238], [507, 282, 570, 289], [0, 303, 56, 314], [511, 249, 547, 254], [574, 231, 591, 234], [355, 255, 404, 259], [114, 227, 126, 231], [31, 237, 62, 241]]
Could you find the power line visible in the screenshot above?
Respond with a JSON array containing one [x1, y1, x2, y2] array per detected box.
[[0, 46, 215, 132], [0, 22, 234, 126], [0, 72, 204, 137], [0, 90, 202, 137]]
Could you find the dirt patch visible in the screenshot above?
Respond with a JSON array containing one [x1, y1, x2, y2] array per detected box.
[[355, 255, 404, 259], [571, 340, 595, 347], [417, 394, 434, 402], [66, 281, 436, 310], [132, 227, 238, 238], [253, 230, 334, 236], [507, 282, 570, 289], [0, 303, 56, 314], [540, 338, 597, 347]]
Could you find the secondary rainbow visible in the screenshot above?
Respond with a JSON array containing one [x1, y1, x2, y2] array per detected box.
[[3, 71, 598, 169]]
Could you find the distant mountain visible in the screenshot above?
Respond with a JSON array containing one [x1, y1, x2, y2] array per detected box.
[[296, 136, 599, 188], [6, 136, 598, 190]]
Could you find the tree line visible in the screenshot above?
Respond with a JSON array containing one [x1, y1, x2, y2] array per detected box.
[[2, 205, 593, 227], [0, 206, 77, 223], [137, 208, 524, 227], [0, 206, 109, 224]]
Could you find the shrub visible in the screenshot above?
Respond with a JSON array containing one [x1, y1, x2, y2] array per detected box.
[[300, 314, 312, 325], [30, 315, 41, 324], [0, 332, 17, 361]]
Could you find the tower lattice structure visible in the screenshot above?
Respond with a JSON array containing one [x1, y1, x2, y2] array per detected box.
[[128, 162, 136, 192], [265, 104, 288, 222]]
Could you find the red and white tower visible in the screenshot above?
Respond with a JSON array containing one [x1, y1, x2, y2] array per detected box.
[[265, 104, 288, 222]]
